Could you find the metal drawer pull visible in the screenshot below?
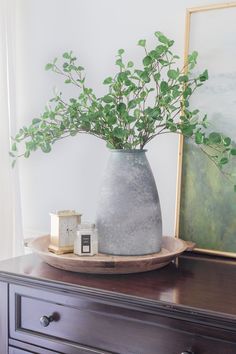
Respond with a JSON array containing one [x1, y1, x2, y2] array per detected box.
[[181, 351, 194, 354], [40, 315, 53, 327]]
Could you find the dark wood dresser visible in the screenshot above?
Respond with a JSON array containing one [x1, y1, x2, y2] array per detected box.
[[0, 253, 236, 354]]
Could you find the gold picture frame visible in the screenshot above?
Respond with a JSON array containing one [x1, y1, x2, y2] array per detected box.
[[175, 2, 236, 258]]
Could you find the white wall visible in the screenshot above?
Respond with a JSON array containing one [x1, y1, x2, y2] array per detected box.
[[15, 0, 224, 238]]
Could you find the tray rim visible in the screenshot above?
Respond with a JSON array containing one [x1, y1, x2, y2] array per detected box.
[[28, 235, 192, 274]]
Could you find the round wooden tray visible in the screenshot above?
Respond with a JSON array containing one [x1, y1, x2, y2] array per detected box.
[[29, 235, 193, 274]]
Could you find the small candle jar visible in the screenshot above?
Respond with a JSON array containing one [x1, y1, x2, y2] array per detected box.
[[74, 223, 98, 256]]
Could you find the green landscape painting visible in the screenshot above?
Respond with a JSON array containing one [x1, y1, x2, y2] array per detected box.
[[179, 6, 236, 255], [179, 140, 236, 254]]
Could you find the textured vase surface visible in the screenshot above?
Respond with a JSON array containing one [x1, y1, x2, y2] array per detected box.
[[96, 150, 162, 255]]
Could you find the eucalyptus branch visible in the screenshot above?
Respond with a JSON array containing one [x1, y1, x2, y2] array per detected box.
[[10, 32, 236, 189], [53, 65, 82, 89], [198, 145, 234, 184]]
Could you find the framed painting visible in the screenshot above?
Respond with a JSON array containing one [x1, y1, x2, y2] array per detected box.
[[175, 3, 236, 258]]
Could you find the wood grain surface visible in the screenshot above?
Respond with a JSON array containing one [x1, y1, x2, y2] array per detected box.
[[28, 235, 190, 274], [1, 253, 236, 353], [0, 252, 236, 317]]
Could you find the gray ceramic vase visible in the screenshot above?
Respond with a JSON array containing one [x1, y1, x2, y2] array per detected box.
[[96, 150, 162, 255]]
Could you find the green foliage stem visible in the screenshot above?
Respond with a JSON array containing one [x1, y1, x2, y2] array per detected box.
[[10, 32, 236, 189]]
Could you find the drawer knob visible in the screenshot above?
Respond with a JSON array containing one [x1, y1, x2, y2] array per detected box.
[[40, 315, 53, 327]]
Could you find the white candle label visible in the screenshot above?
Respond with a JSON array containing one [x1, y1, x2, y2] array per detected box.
[[81, 234, 91, 254]]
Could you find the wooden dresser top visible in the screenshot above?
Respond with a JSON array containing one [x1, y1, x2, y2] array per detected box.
[[0, 253, 236, 320]]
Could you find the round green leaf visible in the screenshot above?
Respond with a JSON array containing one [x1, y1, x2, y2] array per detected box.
[[167, 69, 178, 80], [117, 102, 126, 114], [24, 150, 30, 158], [223, 137, 231, 146], [220, 157, 229, 165], [102, 95, 114, 103], [231, 148, 236, 155], [127, 61, 134, 68], [118, 49, 125, 55], [154, 31, 169, 45], [138, 39, 146, 47], [103, 77, 113, 85], [160, 81, 168, 94], [209, 132, 221, 144], [113, 127, 125, 139], [143, 56, 152, 66], [45, 63, 53, 71], [199, 69, 208, 82]]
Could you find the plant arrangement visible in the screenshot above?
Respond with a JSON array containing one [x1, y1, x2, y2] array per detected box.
[[10, 31, 236, 188]]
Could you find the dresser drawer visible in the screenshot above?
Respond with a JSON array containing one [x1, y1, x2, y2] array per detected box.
[[9, 348, 31, 354], [9, 345, 59, 354], [9, 284, 236, 354]]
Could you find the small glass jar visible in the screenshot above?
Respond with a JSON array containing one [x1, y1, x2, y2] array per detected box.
[[74, 223, 98, 256]]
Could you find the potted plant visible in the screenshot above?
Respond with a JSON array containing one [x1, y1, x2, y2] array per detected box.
[[11, 32, 236, 256]]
